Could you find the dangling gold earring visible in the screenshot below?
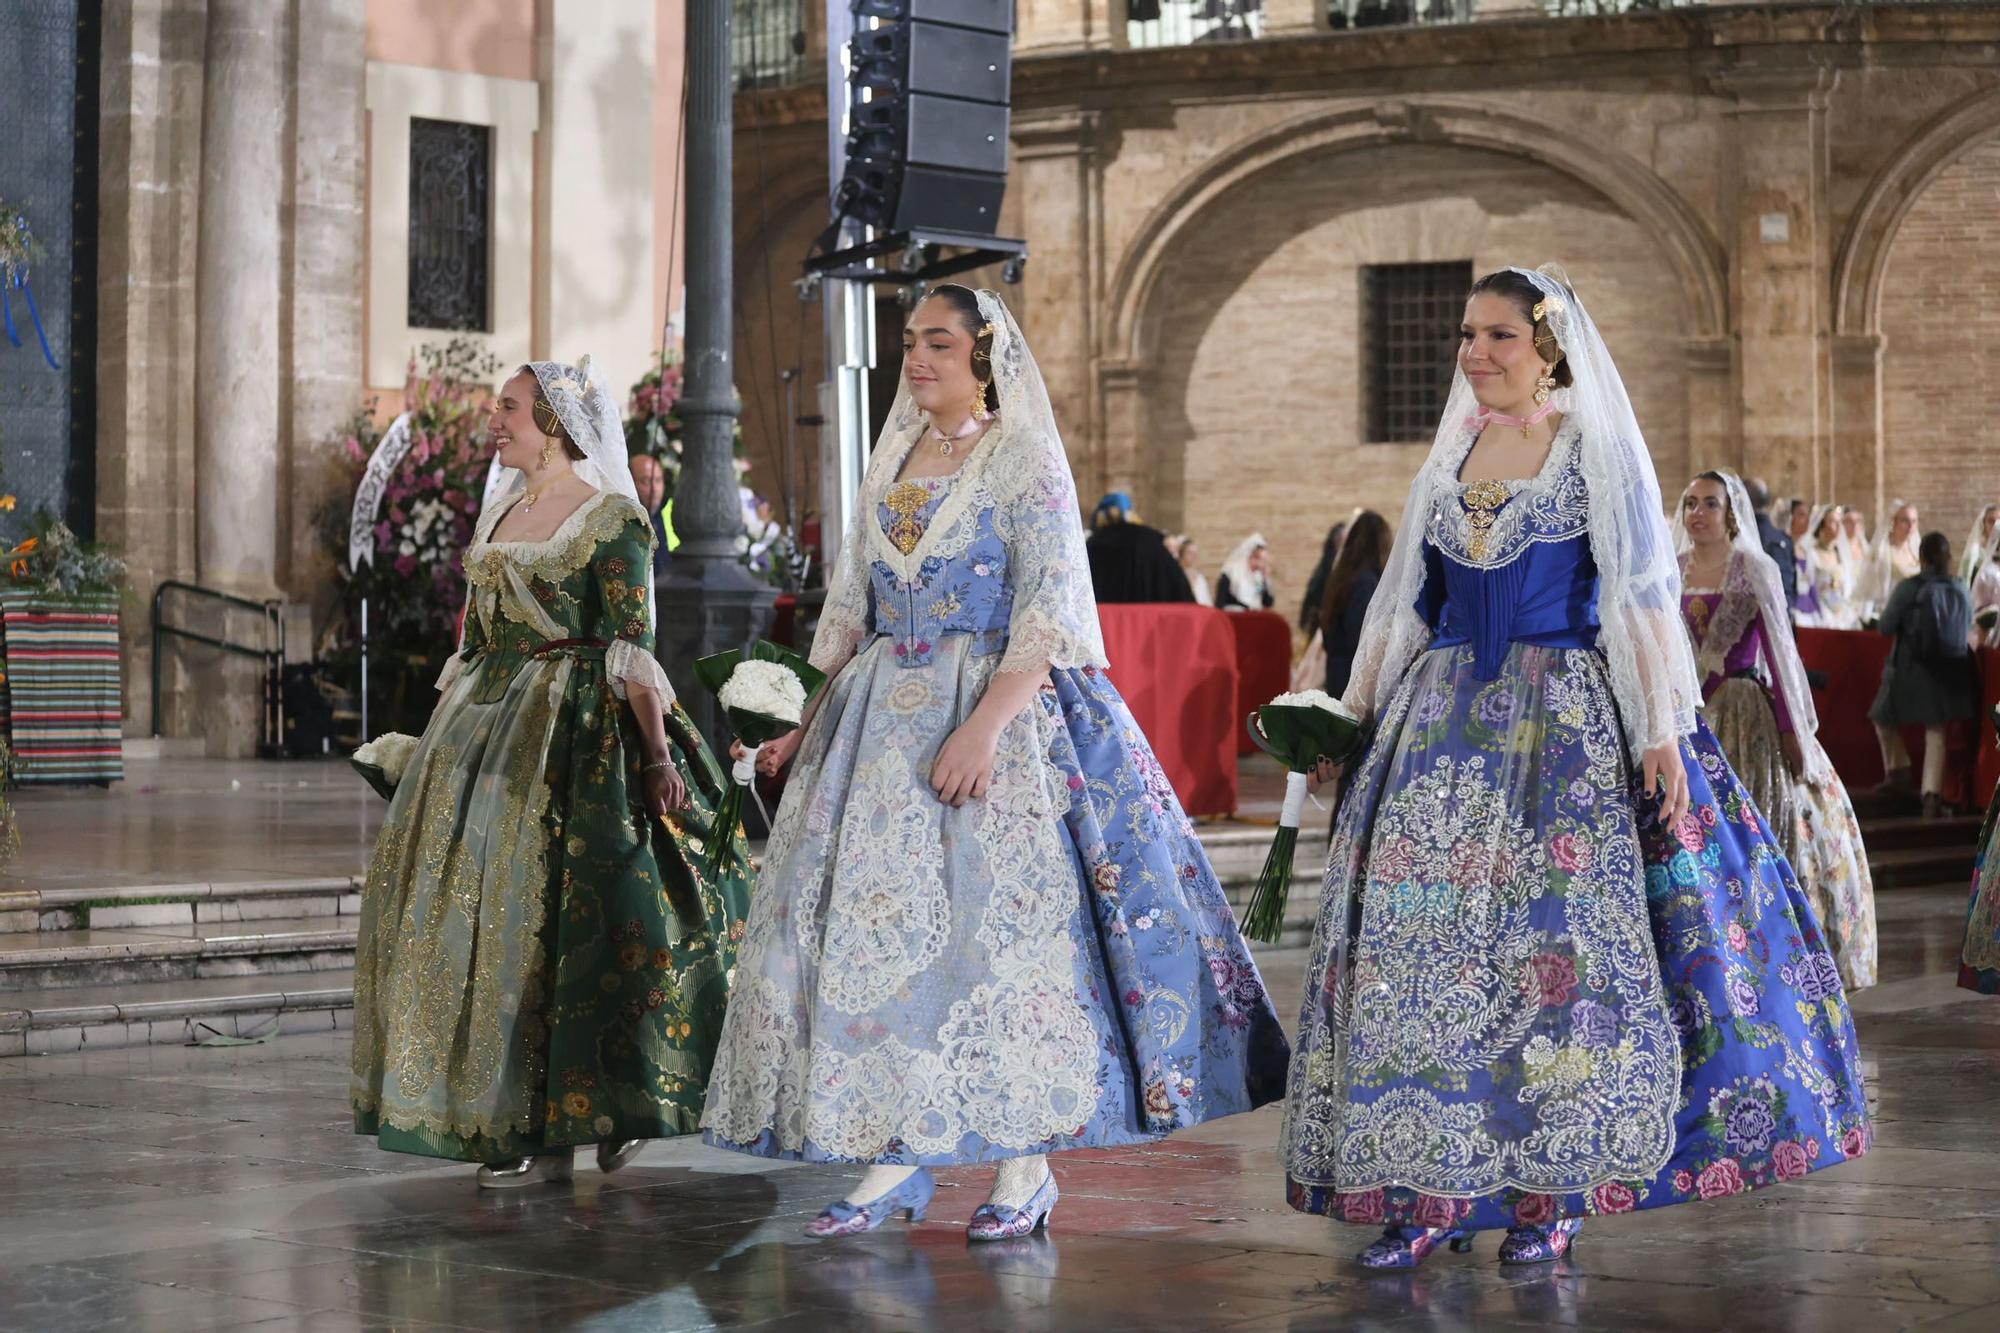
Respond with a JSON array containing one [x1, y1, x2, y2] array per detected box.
[[1533, 368, 1557, 407], [539, 438, 557, 471], [970, 380, 991, 423]]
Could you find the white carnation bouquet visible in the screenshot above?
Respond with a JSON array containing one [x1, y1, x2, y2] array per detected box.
[[1240, 688, 1365, 944], [693, 640, 827, 876], [351, 731, 420, 801]]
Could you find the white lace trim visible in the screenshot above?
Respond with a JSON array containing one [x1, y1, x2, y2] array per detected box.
[[606, 638, 675, 704], [1425, 420, 1588, 571]]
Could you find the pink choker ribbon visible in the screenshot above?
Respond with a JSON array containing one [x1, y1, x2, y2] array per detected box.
[[1465, 401, 1560, 435]]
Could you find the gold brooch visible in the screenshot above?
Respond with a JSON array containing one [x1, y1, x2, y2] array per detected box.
[[1532, 295, 1566, 323], [1462, 478, 1513, 563], [885, 482, 932, 556]]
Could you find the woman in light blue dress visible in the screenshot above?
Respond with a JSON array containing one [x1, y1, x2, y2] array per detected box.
[[700, 286, 1288, 1240], [1282, 267, 1871, 1270]]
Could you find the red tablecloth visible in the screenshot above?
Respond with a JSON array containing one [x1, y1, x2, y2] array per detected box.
[[1227, 610, 1296, 757], [1793, 628, 1996, 807], [1098, 604, 1238, 818]]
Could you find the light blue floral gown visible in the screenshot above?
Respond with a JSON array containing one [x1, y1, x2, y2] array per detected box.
[[701, 428, 1289, 1167], [1282, 420, 1872, 1232]]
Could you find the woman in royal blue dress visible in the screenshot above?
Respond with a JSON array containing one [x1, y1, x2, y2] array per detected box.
[[1281, 265, 1871, 1269], [701, 285, 1288, 1240]]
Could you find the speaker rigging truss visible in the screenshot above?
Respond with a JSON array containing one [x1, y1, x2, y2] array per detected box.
[[804, 226, 1026, 290]]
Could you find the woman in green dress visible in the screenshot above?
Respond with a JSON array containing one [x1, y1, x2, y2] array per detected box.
[[351, 357, 750, 1187]]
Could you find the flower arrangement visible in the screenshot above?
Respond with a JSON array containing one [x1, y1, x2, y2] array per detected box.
[[1, 510, 126, 595], [626, 352, 687, 485], [1240, 688, 1366, 945], [351, 731, 420, 800], [693, 640, 827, 877]]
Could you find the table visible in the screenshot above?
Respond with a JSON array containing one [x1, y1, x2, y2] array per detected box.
[[1793, 628, 1995, 807], [1097, 604, 1238, 818], [1226, 610, 1296, 757]]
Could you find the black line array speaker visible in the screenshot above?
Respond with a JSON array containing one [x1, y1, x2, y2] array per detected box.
[[836, 1, 1013, 236]]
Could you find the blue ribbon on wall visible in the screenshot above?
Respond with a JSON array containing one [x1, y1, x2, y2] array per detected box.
[[1, 271, 60, 371]]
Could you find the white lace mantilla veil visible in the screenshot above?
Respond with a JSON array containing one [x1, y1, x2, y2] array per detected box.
[[809, 287, 1107, 678], [1962, 505, 2000, 586], [1339, 263, 1700, 762], [1673, 471, 1835, 784]]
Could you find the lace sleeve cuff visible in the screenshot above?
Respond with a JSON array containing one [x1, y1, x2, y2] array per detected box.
[[606, 638, 676, 704], [436, 655, 466, 693]]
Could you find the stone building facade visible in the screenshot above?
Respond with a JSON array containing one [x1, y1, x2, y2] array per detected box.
[[92, 0, 684, 753], [734, 2, 2000, 612]]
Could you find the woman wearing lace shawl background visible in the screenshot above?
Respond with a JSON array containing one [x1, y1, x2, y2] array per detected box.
[[700, 285, 1288, 1241], [350, 360, 750, 1187], [1675, 471, 1877, 991], [1281, 267, 1870, 1270]]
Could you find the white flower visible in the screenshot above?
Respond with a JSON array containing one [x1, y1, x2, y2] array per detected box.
[[354, 731, 420, 785], [1266, 688, 1359, 721], [717, 659, 806, 723]]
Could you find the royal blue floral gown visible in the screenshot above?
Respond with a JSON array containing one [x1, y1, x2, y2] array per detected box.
[[702, 452, 1289, 1167], [1282, 423, 1872, 1231]]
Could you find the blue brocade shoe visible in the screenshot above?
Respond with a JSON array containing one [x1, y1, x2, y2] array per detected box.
[[1355, 1226, 1475, 1270], [804, 1169, 935, 1238], [1497, 1217, 1582, 1265], [966, 1171, 1059, 1242]]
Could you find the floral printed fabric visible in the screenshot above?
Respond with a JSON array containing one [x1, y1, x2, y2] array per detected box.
[[352, 494, 749, 1162], [1283, 641, 1871, 1229], [1958, 779, 2000, 994], [700, 475, 1287, 1165]]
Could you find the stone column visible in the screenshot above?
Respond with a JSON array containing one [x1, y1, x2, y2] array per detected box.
[[1830, 332, 1885, 529], [1682, 336, 1737, 474], [1012, 112, 1111, 484], [195, 0, 283, 599], [1015, 0, 1121, 55], [657, 0, 775, 747], [1718, 65, 1836, 502], [192, 0, 286, 756]]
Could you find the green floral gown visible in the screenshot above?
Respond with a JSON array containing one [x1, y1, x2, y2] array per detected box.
[[352, 490, 750, 1163]]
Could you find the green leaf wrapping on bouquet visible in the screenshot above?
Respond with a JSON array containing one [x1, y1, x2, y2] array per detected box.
[[1246, 703, 1365, 774], [1241, 823, 1300, 946], [694, 640, 829, 877], [349, 757, 397, 802]]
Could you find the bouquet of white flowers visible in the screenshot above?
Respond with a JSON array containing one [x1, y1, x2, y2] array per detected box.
[[1240, 689, 1365, 945], [351, 731, 420, 801], [693, 640, 827, 877]]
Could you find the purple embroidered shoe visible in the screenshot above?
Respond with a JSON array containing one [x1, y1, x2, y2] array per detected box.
[[1355, 1225, 1475, 1270], [966, 1171, 1058, 1242], [803, 1169, 935, 1238], [1497, 1217, 1582, 1265]]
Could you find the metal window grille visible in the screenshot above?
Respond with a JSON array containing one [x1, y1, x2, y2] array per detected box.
[[1127, 0, 1264, 50], [734, 0, 808, 90], [407, 118, 491, 332], [1363, 260, 1471, 444]]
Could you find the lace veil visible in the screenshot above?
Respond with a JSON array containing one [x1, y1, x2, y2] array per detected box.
[[1672, 471, 1833, 783], [1962, 505, 2000, 586], [1340, 264, 1699, 760], [811, 288, 1105, 677]]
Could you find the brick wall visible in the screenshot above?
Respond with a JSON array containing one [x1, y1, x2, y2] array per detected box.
[[1880, 134, 2000, 548], [1134, 143, 1688, 615]]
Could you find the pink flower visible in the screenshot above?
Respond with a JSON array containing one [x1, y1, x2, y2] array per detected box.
[[394, 555, 418, 577], [1696, 1159, 1744, 1200], [1772, 1140, 1811, 1181], [1806, 1137, 1821, 1158], [1592, 1182, 1636, 1214], [1372, 836, 1416, 883], [1341, 1189, 1385, 1225], [1412, 1195, 1460, 1230], [1699, 805, 1718, 828], [1841, 1126, 1868, 1160], [1550, 833, 1593, 874], [1522, 952, 1580, 1007], [1740, 804, 1761, 836], [1674, 813, 1704, 852], [1673, 1170, 1694, 1195], [1513, 1193, 1557, 1226], [1726, 921, 1749, 952]]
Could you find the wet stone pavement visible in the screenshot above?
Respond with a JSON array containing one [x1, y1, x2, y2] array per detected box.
[[0, 878, 1993, 1333]]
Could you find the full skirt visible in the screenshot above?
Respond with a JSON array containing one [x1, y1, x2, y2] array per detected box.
[[351, 656, 750, 1162], [700, 636, 1289, 1166], [1707, 678, 1877, 990], [1959, 777, 2000, 994], [1282, 644, 1871, 1230]]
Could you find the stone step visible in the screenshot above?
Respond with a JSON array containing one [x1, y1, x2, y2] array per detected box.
[[1855, 814, 1983, 854], [0, 914, 357, 993], [0, 875, 363, 935], [0, 970, 353, 1057]]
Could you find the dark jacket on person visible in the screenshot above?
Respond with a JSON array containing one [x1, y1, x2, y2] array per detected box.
[[1086, 520, 1195, 604], [1323, 568, 1379, 698], [1757, 514, 1797, 607], [1215, 573, 1274, 613], [1868, 571, 1977, 728]]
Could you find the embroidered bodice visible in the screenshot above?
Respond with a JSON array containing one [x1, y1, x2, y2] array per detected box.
[[1680, 587, 1796, 733], [1418, 420, 1600, 679], [867, 474, 1015, 667]]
